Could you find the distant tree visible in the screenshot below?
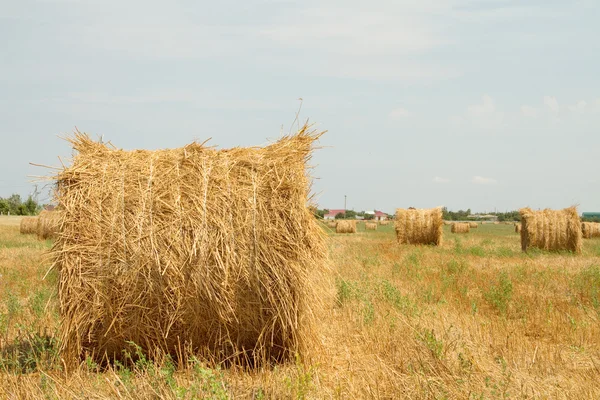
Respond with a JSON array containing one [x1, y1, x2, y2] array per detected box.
[[345, 210, 357, 219], [0, 199, 8, 215], [363, 213, 374, 220], [23, 196, 39, 215], [335, 212, 346, 220]]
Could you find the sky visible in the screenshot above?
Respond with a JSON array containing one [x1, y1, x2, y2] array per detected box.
[[1, 0, 598, 213]]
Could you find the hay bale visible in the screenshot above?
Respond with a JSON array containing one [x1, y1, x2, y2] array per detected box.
[[493, 221, 500, 225], [365, 222, 377, 231], [515, 224, 522, 233], [451, 222, 470, 234], [395, 207, 443, 245], [327, 221, 337, 229], [519, 207, 581, 253], [37, 210, 61, 240], [443, 221, 452, 225], [336, 220, 356, 233], [582, 222, 600, 239], [379, 220, 390, 226], [51, 125, 327, 368], [19, 216, 38, 234], [468, 222, 478, 228]]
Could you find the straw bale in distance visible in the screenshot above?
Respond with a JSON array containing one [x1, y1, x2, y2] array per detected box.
[[469, 222, 478, 228], [19, 216, 38, 234], [365, 222, 377, 231], [336, 220, 356, 234], [37, 210, 61, 240], [327, 221, 337, 229], [515, 224, 522, 233], [519, 207, 581, 253], [395, 207, 443, 245], [379, 220, 390, 226], [451, 222, 470, 234], [582, 222, 600, 239], [51, 125, 327, 368]]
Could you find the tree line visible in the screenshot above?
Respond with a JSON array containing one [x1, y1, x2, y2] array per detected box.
[[0, 194, 43, 216]]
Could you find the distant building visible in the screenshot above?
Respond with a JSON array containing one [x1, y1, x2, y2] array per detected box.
[[365, 210, 388, 221], [324, 209, 346, 220]]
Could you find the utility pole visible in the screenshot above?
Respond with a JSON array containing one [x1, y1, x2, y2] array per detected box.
[[344, 195, 347, 211]]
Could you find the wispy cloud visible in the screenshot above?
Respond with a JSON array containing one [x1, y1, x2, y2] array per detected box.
[[543, 96, 559, 113], [433, 176, 450, 184], [472, 176, 497, 185], [567, 100, 587, 114], [451, 94, 504, 129], [388, 107, 412, 120], [520, 105, 538, 118]]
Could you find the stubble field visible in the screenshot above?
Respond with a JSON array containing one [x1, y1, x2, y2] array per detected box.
[[0, 216, 599, 399]]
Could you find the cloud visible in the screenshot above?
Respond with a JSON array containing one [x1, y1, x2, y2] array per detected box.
[[456, 94, 504, 129], [520, 105, 538, 118], [543, 96, 559, 113], [567, 100, 587, 114], [467, 94, 495, 115], [389, 107, 412, 119], [433, 176, 450, 183], [472, 176, 497, 185]]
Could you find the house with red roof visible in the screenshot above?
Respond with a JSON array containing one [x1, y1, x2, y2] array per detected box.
[[324, 209, 346, 220]]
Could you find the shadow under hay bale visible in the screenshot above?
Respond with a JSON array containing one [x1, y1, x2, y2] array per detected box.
[[19, 217, 38, 235], [451, 222, 470, 234], [336, 220, 356, 233], [395, 208, 443, 245], [365, 222, 377, 231], [582, 222, 600, 239], [520, 207, 581, 253], [51, 125, 328, 370]]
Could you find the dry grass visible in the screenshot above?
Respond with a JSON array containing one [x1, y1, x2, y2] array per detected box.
[[19, 217, 38, 234], [50, 125, 329, 369], [582, 222, 600, 239], [395, 208, 443, 245], [336, 220, 356, 234], [1, 218, 600, 398], [451, 222, 470, 234], [520, 207, 582, 253], [365, 222, 377, 231]]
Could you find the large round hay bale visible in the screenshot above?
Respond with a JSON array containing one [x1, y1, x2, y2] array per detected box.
[[451, 222, 470, 234], [19, 216, 38, 234], [519, 207, 581, 253], [51, 126, 328, 368], [395, 207, 443, 245], [582, 222, 600, 239], [365, 222, 377, 231], [37, 210, 61, 240], [336, 220, 356, 233], [468, 222, 478, 228]]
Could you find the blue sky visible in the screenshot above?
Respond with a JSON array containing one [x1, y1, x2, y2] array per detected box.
[[1, 0, 598, 213]]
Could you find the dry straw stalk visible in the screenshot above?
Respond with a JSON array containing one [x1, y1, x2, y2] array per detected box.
[[51, 125, 328, 368], [336, 220, 356, 234], [365, 222, 377, 231], [19, 216, 38, 234], [395, 207, 443, 245], [582, 222, 600, 239], [519, 207, 582, 253], [451, 222, 470, 234]]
